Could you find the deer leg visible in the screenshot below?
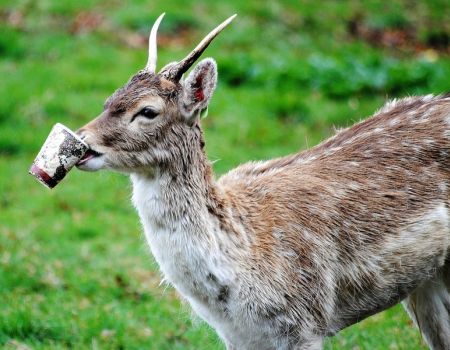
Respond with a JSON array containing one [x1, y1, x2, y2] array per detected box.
[[402, 273, 450, 350]]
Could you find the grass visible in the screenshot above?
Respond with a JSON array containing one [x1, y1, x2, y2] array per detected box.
[[1, 0, 449, 349]]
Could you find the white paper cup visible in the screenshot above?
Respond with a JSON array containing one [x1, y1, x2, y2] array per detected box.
[[29, 123, 88, 189]]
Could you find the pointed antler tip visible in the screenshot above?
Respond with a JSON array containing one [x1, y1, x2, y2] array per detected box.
[[218, 14, 237, 29], [146, 13, 166, 72]]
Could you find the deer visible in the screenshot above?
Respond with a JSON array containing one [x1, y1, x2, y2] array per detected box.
[[75, 13, 450, 350]]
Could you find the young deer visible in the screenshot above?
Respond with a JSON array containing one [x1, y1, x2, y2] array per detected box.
[[76, 13, 450, 350]]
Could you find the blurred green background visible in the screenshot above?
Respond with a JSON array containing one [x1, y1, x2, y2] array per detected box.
[[1, 0, 449, 349]]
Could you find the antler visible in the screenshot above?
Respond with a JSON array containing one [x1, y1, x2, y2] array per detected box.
[[160, 14, 237, 81], [145, 13, 165, 73]]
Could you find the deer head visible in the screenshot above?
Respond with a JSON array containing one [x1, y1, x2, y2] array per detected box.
[[76, 13, 236, 173]]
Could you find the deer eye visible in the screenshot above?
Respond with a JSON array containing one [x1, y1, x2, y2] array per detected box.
[[139, 107, 159, 119], [132, 107, 159, 122]]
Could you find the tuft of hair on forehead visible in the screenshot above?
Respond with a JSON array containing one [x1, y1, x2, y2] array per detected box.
[[103, 71, 180, 116]]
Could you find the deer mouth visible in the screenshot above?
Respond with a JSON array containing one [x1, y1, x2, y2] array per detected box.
[[77, 149, 103, 166]]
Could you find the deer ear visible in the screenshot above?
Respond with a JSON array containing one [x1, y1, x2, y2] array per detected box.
[[179, 58, 217, 122]]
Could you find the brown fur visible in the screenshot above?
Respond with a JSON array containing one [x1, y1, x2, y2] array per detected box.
[[219, 95, 450, 331], [76, 20, 450, 348]]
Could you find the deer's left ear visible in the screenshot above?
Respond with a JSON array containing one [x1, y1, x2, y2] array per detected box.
[[179, 58, 217, 122]]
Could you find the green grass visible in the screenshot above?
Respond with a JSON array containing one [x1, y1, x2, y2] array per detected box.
[[1, 0, 449, 348]]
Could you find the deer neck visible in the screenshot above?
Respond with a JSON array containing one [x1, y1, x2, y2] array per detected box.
[[129, 128, 239, 300], [130, 128, 223, 237]]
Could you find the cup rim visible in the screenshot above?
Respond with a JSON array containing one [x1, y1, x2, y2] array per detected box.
[[29, 163, 57, 189], [55, 123, 88, 148]]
